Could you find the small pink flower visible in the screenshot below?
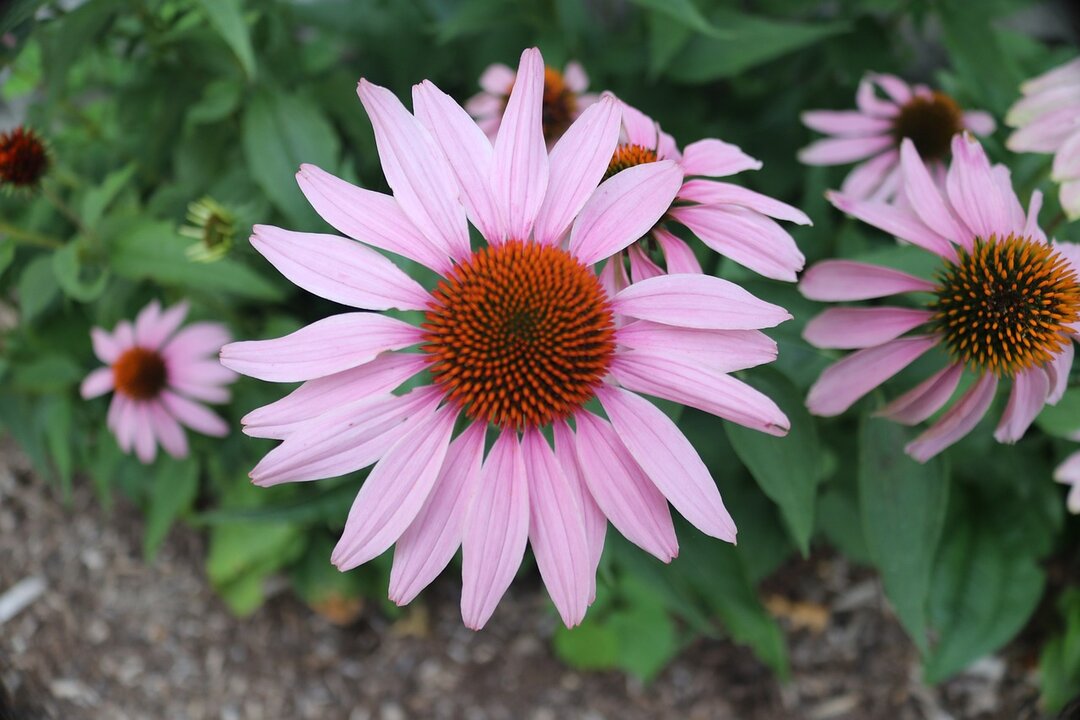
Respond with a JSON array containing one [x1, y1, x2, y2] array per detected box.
[[799, 73, 995, 201], [801, 134, 1080, 462], [81, 300, 235, 464], [597, 101, 809, 284], [222, 48, 793, 630], [1055, 442, 1080, 514], [1007, 57, 1080, 220], [466, 60, 598, 144]]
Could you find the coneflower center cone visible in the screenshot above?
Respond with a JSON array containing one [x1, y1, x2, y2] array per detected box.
[[423, 240, 616, 429], [931, 235, 1080, 375], [113, 347, 168, 399], [892, 92, 964, 161], [0, 126, 48, 188], [604, 144, 659, 182]]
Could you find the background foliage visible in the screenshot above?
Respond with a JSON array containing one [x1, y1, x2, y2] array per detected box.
[[1, 0, 1079, 705]]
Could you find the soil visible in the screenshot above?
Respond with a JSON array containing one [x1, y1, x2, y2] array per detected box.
[[0, 442, 1049, 720]]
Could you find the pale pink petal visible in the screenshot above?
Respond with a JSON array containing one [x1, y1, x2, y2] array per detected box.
[[389, 422, 486, 605], [113, 321, 135, 351], [357, 80, 471, 261], [1052, 130, 1080, 181], [801, 110, 893, 136], [617, 321, 776, 372], [465, 92, 502, 119], [612, 274, 791, 330], [569, 160, 682, 266], [296, 164, 450, 274], [875, 363, 963, 425], [1008, 106, 1080, 152], [1046, 342, 1074, 405], [1062, 179, 1080, 220], [90, 327, 123, 364], [413, 80, 501, 242], [802, 307, 933, 349], [828, 190, 955, 259], [461, 430, 530, 630], [899, 139, 974, 246], [80, 367, 114, 399], [1055, 451, 1080, 514], [599, 253, 630, 299], [1021, 58, 1080, 95], [946, 134, 1022, 240], [869, 73, 912, 104], [994, 368, 1051, 443], [963, 111, 996, 136], [149, 400, 189, 459], [132, 401, 157, 465], [522, 428, 591, 628], [840, 150, 899, 199], [167, 360, 236, 389], [806, 336, 939, 416], [680, 139, 761, 177], [678, 180, 812, 225], [799, 260, 937, 301], [479, 63, 515, 94], [653, 228, 702, 274], [161, 322, 232, 362], [113, 395, 137, 453], [251, 225, 428, 311], [137, 301, 189, 350], [856, 76, 900, 117], [627, 244, 664, 282], [610, 352, 789, 436], [552, 421, 606, 601], [563, 61, 588, 93], [572, 411, 677, 562], [906, 373, 998, 462], [491, 47, 549, 241], [219, 313, 422, 382], [106, 394, 124, 434], [533, 96, 622, 245], [798, 135, 894, 165], [1007, 84, 1080, 127], [868, 163, 903, 202], [597, 385, 737, 543], [669, 204, 805, 281], [170, 379, 230, 405], [620, 101, 660, 149], [160, 391, 228, 438], [132, 300, 162, 346]]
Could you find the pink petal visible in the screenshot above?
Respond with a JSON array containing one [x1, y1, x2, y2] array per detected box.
[[296, 164, 450, 274], [90, 326, 123, 364], [945, 134, 1022, 241], [412, 80, 501, 243], [170, 381, 230, 405], [491, 47, 549, 241], [136, 300, 189, 350], [801, 110, 893, 137], [465, 92, 502, 119], [331, 404, 458, 571], [572, 411, 677, 562], [906, 372, 998, 462], [149, 400, 189, 459], [1051, 130, 1080, 181], [478, 63, 515, 94], [678, 180, 812, 225], [563, 61, 589, 93], [113, 320, 135, 351], [160, 391, 229, 437], [569, 160, 682, 266], [856, 76, 900, 117], [599, 253, 630, 298], [533, 95, 622, 245], [132, 401, 157, 465], [113, 395, 137, 453], [161, 322, 231, 362], [610, 352, 789, 436], [1046, 342, 1074, 405], [80, 367, 114, 399], [669, 204, 805, 281], [653, 228, 702, 274], [597, 385, 737, 543], [521, 428, 592, 628], [875, 363, 963, 425], [1008, 106, 1080, 152], [840, 150, 900, 200], [552, 421, 607, 601], [357, 79, 471, 262], [620, 101, 660, 149], [799, 259, 937, 301], [680, 139, 761, 177], [612, 274, 791, 330], [461, 430, 530, 630], [802, 307, 933, 349], [241, 353, 428, 439], [899, 139, 974, 247], [994, 368, 1051, 443], [798, 135, 894, 165], [627, 244, 664, 282], [389, 422, 486, 606], [167, 360, 237, 391], [828, 190, 955, 259], [1062, 179, 1080, 220], [219, 313, 422, 382], [251, 225, 429, 311], [806, 335, 939, 416], [963, 110, 996, 136], [617, 320, 776, 372], [133, 300, 162, 346], [1007, 84, 1080, 127], [869, 73, 912, 104], [249, 388, 441, 485]]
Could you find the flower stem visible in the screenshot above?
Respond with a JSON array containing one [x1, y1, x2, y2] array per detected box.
[[41, 183, 90, 237], [0, 221, 62, 249]]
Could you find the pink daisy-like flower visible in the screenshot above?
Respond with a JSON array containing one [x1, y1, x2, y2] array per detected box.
[[801, 134, 1080, 462], [221, 48, 793, 630], [81, 300, 235, 464], [595, 101, 809, 284], [799, 73, 996, 201], [1055, 439, 1080, 514], [466, 60, 598, 145], [1006, 57, 1080, 220]]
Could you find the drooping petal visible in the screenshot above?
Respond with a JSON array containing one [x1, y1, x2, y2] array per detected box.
[[806, 336, 939, 416], [828, 191, 954, 259], [800, 260, 937, 301], [219, 313, 422, 382], [132, 401, 157, 464], [994, 368, 1051, 443], [612, 274, 791, 330], [802, 307, 933, 349], [899, 139, 973, 246], [597, 385, 737, 542], [798, 135, 894, 165], [875, 363, 963, 425], [568, 160, 683, 266], [552, 421, 606, 600], [160, 391, 229, 437], [533, 95, 622, 245], [669, 204, 805, 282], [801, 110, 893, 136], [627, 244, 664, 282], [148, 400, 189, 459], [617, 321, 776, 372], [251, 225, 429, 311], [678, 180, 811, 225], [80, 367, 114, 399], [680, 139, 761, 177], [652, 228, 702, 274], [389, 422, 486, 606], [1046, 342, 1074, 405], [461, 430, 530, 630], [331, 404, 458, 571], [906, 372, 998, 462], [945, 134, 1022, 241], [572, 411, 677, 562]]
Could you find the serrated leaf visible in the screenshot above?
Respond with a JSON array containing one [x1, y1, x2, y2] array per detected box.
[[196, 0, 256, 80], [143, 457, 200, 561]]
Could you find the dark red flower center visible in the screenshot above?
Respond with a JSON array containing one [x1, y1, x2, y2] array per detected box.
[[0, 126, 49, 188], [113, 347, 168, 399], [892, 92, 964, 161]]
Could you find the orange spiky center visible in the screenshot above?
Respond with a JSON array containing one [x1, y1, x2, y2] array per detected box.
[[113, 347, 168, 399], [603, 143, 659, 182], [506, 66, 578, 143], [931, 235, 1080, 376], [0, 126, 48, 188], [422, 240, 615, 429], [892, 92, 964, 161]]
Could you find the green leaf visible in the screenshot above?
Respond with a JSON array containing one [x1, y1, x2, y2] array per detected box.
[[109, 219, 281, 300], [937, 1, 1025, 114], [242, 88, 340, 227], [187, 79, 243, 125], [0, 0, 47, 35], [17, 254, 59, 323], [38, 0, 123, 95], [11, 354, 83, 393], [207, 520, 305, 615], [606, 577, 679, 681], [725, 369, 822, 554], [626, 0, 719, 38], [1036, 388, 1080, 438], [0, 237, 14, 278], [1041, 589, 1080, 712], [41, 394, 73, 495], [196, 0, 256, 80], [858, 416, 948, 652], [53, 241, 109, 302], [647, 11, 693, 78], [143, 457, 200, 561], [80, 164, 136, 230]]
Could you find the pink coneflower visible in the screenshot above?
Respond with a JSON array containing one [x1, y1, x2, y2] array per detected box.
[[801, 134, 1080, 462], [81, 300, 235, 464], [1006, 57, 1080, 220], [799, 73, 995, 201], [222, 48, 792, 630], [595, 101, 808, 283], [466, 60, 598, 144], [1055, 441, 1080, 514]]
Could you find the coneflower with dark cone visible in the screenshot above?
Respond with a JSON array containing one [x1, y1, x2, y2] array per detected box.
[[0, 126, 49, 190]]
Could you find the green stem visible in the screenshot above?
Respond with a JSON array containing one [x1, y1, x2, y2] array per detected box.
[[41, 183, 91, 237], [1046, 211, 1067, 236], [0, 221, 63, 249]]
